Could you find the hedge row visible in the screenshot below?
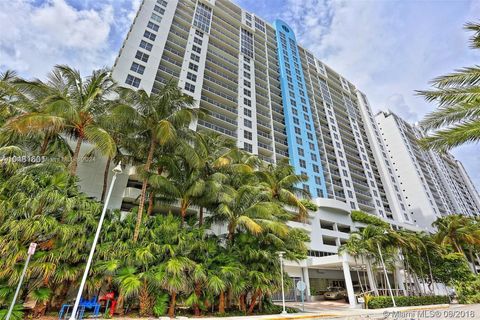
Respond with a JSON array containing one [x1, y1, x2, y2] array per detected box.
[[367, 295, 449, 309], [350, 210, 389, 227]]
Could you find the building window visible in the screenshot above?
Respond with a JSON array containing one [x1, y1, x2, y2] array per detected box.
[[315, 176, 322, 184], [244, 63, 250, 71], [190, 53, 200, 62], [244, 108, 252, 117], [193, 2, 212, 33], [244, 71, 250, 78], [311, 153, 317, 161], [139, 40, 153, 51], [294, 127, 301, 134], [186, 72, 197, 81], [244, 142, 252, 152], [244, 119, 252, 128], [135, 50, 149, 63], [298, 148, 304, 156], [244, 98, 251, 106], [192, 45, 201, 54], [154, 5, 165, 15], [244, 89, 251, 97], [244, 130, 252, 140], [184, 82, 195, 93], [313, 164, 320, 173], [143, 30, 156, 41], [350, 202, 356, 209], [347, 190, 353, 198], [299, 159, 306, 168], [130, 62, 145, 75], [293, 117, 299, 125], [241, 28, 254, 58], [188, 62, 198, 72], [147, 21, 159, 31], [125, 74, 141, 88], [151, 13, 162, 23], [296, 137, 303, 144], [193, 37, 202, 45], [244, 80, 251, 88], [195, 29, 204, 37]]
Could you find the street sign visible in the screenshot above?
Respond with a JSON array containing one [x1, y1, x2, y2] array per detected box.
[[296, 281, 306, 292], [28, 243, 37, 255]]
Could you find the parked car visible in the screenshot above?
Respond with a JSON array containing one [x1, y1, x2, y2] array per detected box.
[[343, 285, 364, 303], [324, 286, 347, 300]]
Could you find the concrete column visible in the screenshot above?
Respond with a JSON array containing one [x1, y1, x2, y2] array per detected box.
[[342, 257, 356, 307], [301, 267, 311, 301], [395, 267, 407, 296], [366, 259, 378, 296]]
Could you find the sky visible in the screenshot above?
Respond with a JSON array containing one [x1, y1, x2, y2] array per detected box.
[[0, 0, 479, 190]]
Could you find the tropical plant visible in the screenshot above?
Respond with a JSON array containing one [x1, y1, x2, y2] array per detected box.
[[113, 81, 196, 241], [418, 22, 480, 151], [2, 65, 117, 174]]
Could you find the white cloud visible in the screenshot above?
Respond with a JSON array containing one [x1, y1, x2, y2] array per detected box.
[[0, 0, 138, 78], [277, 0, 480, 189]]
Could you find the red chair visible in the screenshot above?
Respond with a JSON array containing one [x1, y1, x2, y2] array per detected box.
[[99, 292, 117, 316]]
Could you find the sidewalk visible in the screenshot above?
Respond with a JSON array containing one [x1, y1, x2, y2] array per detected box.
[[190, 303, 450, 320]]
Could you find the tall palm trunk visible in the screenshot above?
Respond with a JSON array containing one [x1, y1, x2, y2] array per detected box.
[[147, 191, 154, 215], [133, 138, 155, 242], [180, 201, 188, 227], [218, 291, 226, 313], [168, 291, 177, 318], [239, 294, 246, 312], [101, 156, 111, 202], [199, 207, 204, 226], [194, 282, 202, 316], [468, 248, 477, 274], [139, 284, 152, 316], [69, 136, 83, 175], [248, 289, 261, 314]]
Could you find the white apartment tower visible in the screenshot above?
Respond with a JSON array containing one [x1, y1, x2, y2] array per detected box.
[[375, 111, 480, 229], [74, 0, 480, 304]]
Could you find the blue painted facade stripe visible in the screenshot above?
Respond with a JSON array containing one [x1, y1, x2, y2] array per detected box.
[[273, 19, 327, 198]]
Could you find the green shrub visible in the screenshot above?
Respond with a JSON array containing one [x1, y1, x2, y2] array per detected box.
[[152, 293, 169, 317], [367, 295, 449, 309], [455, 276, 480, 304], [351, 210, 389, 228]]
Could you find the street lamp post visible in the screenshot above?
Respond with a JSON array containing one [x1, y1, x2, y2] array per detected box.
[[6, 243, 37, 320], [377, 241, 396, 307], [277, 251, 287, 315], [68, 163, 122, 320]]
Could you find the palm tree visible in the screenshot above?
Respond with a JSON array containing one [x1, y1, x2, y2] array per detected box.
[[256, 159, 310, 222], [418, 22, 480, 151], [214, 182, 289, 244], [113, 81, 196, 242], [2, 65, 117, 174]]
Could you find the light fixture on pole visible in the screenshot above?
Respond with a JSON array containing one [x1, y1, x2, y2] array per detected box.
[[277, 251, 287, 315], [6, 243, 37, 320], [68, 162, 122, 320], [377, 230, 396, 307]]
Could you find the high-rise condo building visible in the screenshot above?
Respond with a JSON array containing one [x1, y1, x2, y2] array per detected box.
[[111, 0, 409, 223], [68, 0, 479, 304], [375, 111, 480, 228]]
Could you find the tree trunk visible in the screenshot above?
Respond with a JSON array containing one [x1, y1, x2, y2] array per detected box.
[[248, 289, 261, 314], [139, 284, 152, 316], [180, 202, 187, 227], [168, 291, 177, 318], [101, 157, 111, 202], [239, 294, 246, 312], [194, 282, 202, 316], [199, 207, 204, 227], [69, 136, 83, 176], [133, 138, 156, 242], [227, 223, 235, 245], [468, 248, 478, 274], [147, 191, 155, 216], [218, 291, 225, 314]]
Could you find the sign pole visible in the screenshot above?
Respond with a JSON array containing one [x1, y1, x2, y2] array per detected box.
[[6, 243, 37, 320]]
